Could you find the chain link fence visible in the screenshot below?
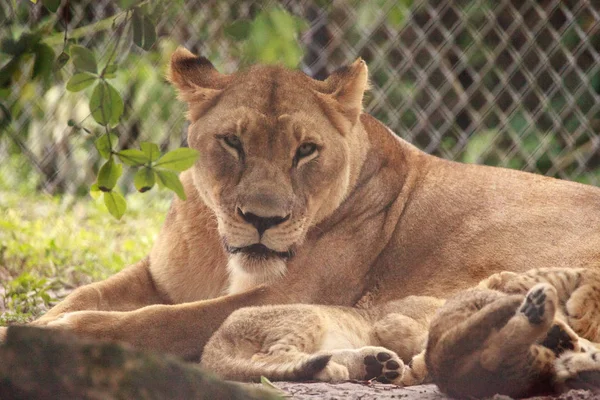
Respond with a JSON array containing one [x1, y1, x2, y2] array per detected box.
[[2, 0, 600, 195]]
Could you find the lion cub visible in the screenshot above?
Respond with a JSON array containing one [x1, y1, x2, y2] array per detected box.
[[201, 295, 444, 384], [425, 268, 600, 398]]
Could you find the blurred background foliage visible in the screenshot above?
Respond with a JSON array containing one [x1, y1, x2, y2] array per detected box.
[[2, 0, 600, 196], [0, 0, 599, 321]]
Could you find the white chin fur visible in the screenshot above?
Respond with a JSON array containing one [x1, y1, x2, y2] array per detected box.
[[226, 253, 287, 295]]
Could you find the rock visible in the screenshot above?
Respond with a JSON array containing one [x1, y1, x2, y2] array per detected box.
[[0, 326, 279, 400]]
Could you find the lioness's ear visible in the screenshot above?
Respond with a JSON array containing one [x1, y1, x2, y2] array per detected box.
[[315, 58, 369, 133], [326, 58, 369, 117], [168, 47, 231, 120]]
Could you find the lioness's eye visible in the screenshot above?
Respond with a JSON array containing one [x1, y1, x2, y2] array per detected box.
[[223, 135, 242, 152], [296, 143, 317, 159]]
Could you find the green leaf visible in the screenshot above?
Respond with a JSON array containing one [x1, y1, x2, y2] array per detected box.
[[103, 63, 118, 79], [55, 51, 70, 70], [141, 14, 156, 51], [32, 43, 55, 81], [94, 132, 118, 159], [103, 191, 127, 219], [260, 376, 282, 393], [89, 183, 101, 200], [70, 45, 97, 73], [154, 148, 199, 171], [105, 64, 118, 73], [118, 0, 140, 8], [42, 0, 60, 12], [1, 32, 42, 57], [66, 72, 97, 92], [140, 142, 160, 162], [225, 20, 251, 41], [116, 149, 148, 166], [97, 159, 122, 191], [132, 9, 157, 51], [132, 10, 143, 48], [90, 82, 124, 125], [134, 167, 155, 192], [154, 169, 186, 200]]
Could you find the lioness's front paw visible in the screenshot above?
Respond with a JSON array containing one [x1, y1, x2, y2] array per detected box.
[[46, 311, 83, 328], [45, 310, 125, 341]]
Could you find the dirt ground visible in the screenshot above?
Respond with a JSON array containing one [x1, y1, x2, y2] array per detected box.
[[269, 382, 600, 400]]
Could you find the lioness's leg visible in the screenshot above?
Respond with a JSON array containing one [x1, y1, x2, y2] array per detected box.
[[44, 285, 288, 360], [34, 258, 164, 324]]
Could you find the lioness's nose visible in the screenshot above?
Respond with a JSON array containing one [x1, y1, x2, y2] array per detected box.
[[237, 208, 290, 236]]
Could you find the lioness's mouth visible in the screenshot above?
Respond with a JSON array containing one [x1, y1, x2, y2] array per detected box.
[[227, 244, 294, 260]]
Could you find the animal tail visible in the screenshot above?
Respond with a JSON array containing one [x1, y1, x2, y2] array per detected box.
[[201, 339, 331, 382]]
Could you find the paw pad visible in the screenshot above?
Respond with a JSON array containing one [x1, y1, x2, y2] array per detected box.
[[520, 287, 547, 324], [363, 351, 403, 383], [541, 324, 577, 355]]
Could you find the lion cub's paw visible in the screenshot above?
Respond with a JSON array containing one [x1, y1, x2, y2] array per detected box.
[[400, 352, 429, 386], [565, 284, 600, 343], [520, 284, 556, 325], [326, 346, 404, 384], [479, 271, 518, 290], [313, 361, 350, 382], [555, 349, 600, 391], [361, 348, 405, 384], [540, 322, 580, 355]]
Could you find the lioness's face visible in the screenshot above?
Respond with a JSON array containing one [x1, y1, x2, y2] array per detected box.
[[169, 49, 368, 273]]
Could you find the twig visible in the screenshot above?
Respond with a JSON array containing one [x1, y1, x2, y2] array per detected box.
[[100, 9, 131, 78]]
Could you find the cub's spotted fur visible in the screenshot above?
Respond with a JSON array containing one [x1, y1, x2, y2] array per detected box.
[[426, 268, 600, 398]]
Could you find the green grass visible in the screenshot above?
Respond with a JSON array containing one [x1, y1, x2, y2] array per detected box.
[[0, 190, 171, 325]]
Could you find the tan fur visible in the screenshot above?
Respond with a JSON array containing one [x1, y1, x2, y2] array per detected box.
[[426, 268, 600, 398], [201, 296, 443, 383], [14, 48, 600, 363], [202, 267, 600, 393]]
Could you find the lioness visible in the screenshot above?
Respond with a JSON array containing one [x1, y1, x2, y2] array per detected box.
[[8, 48, 599, 362]]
